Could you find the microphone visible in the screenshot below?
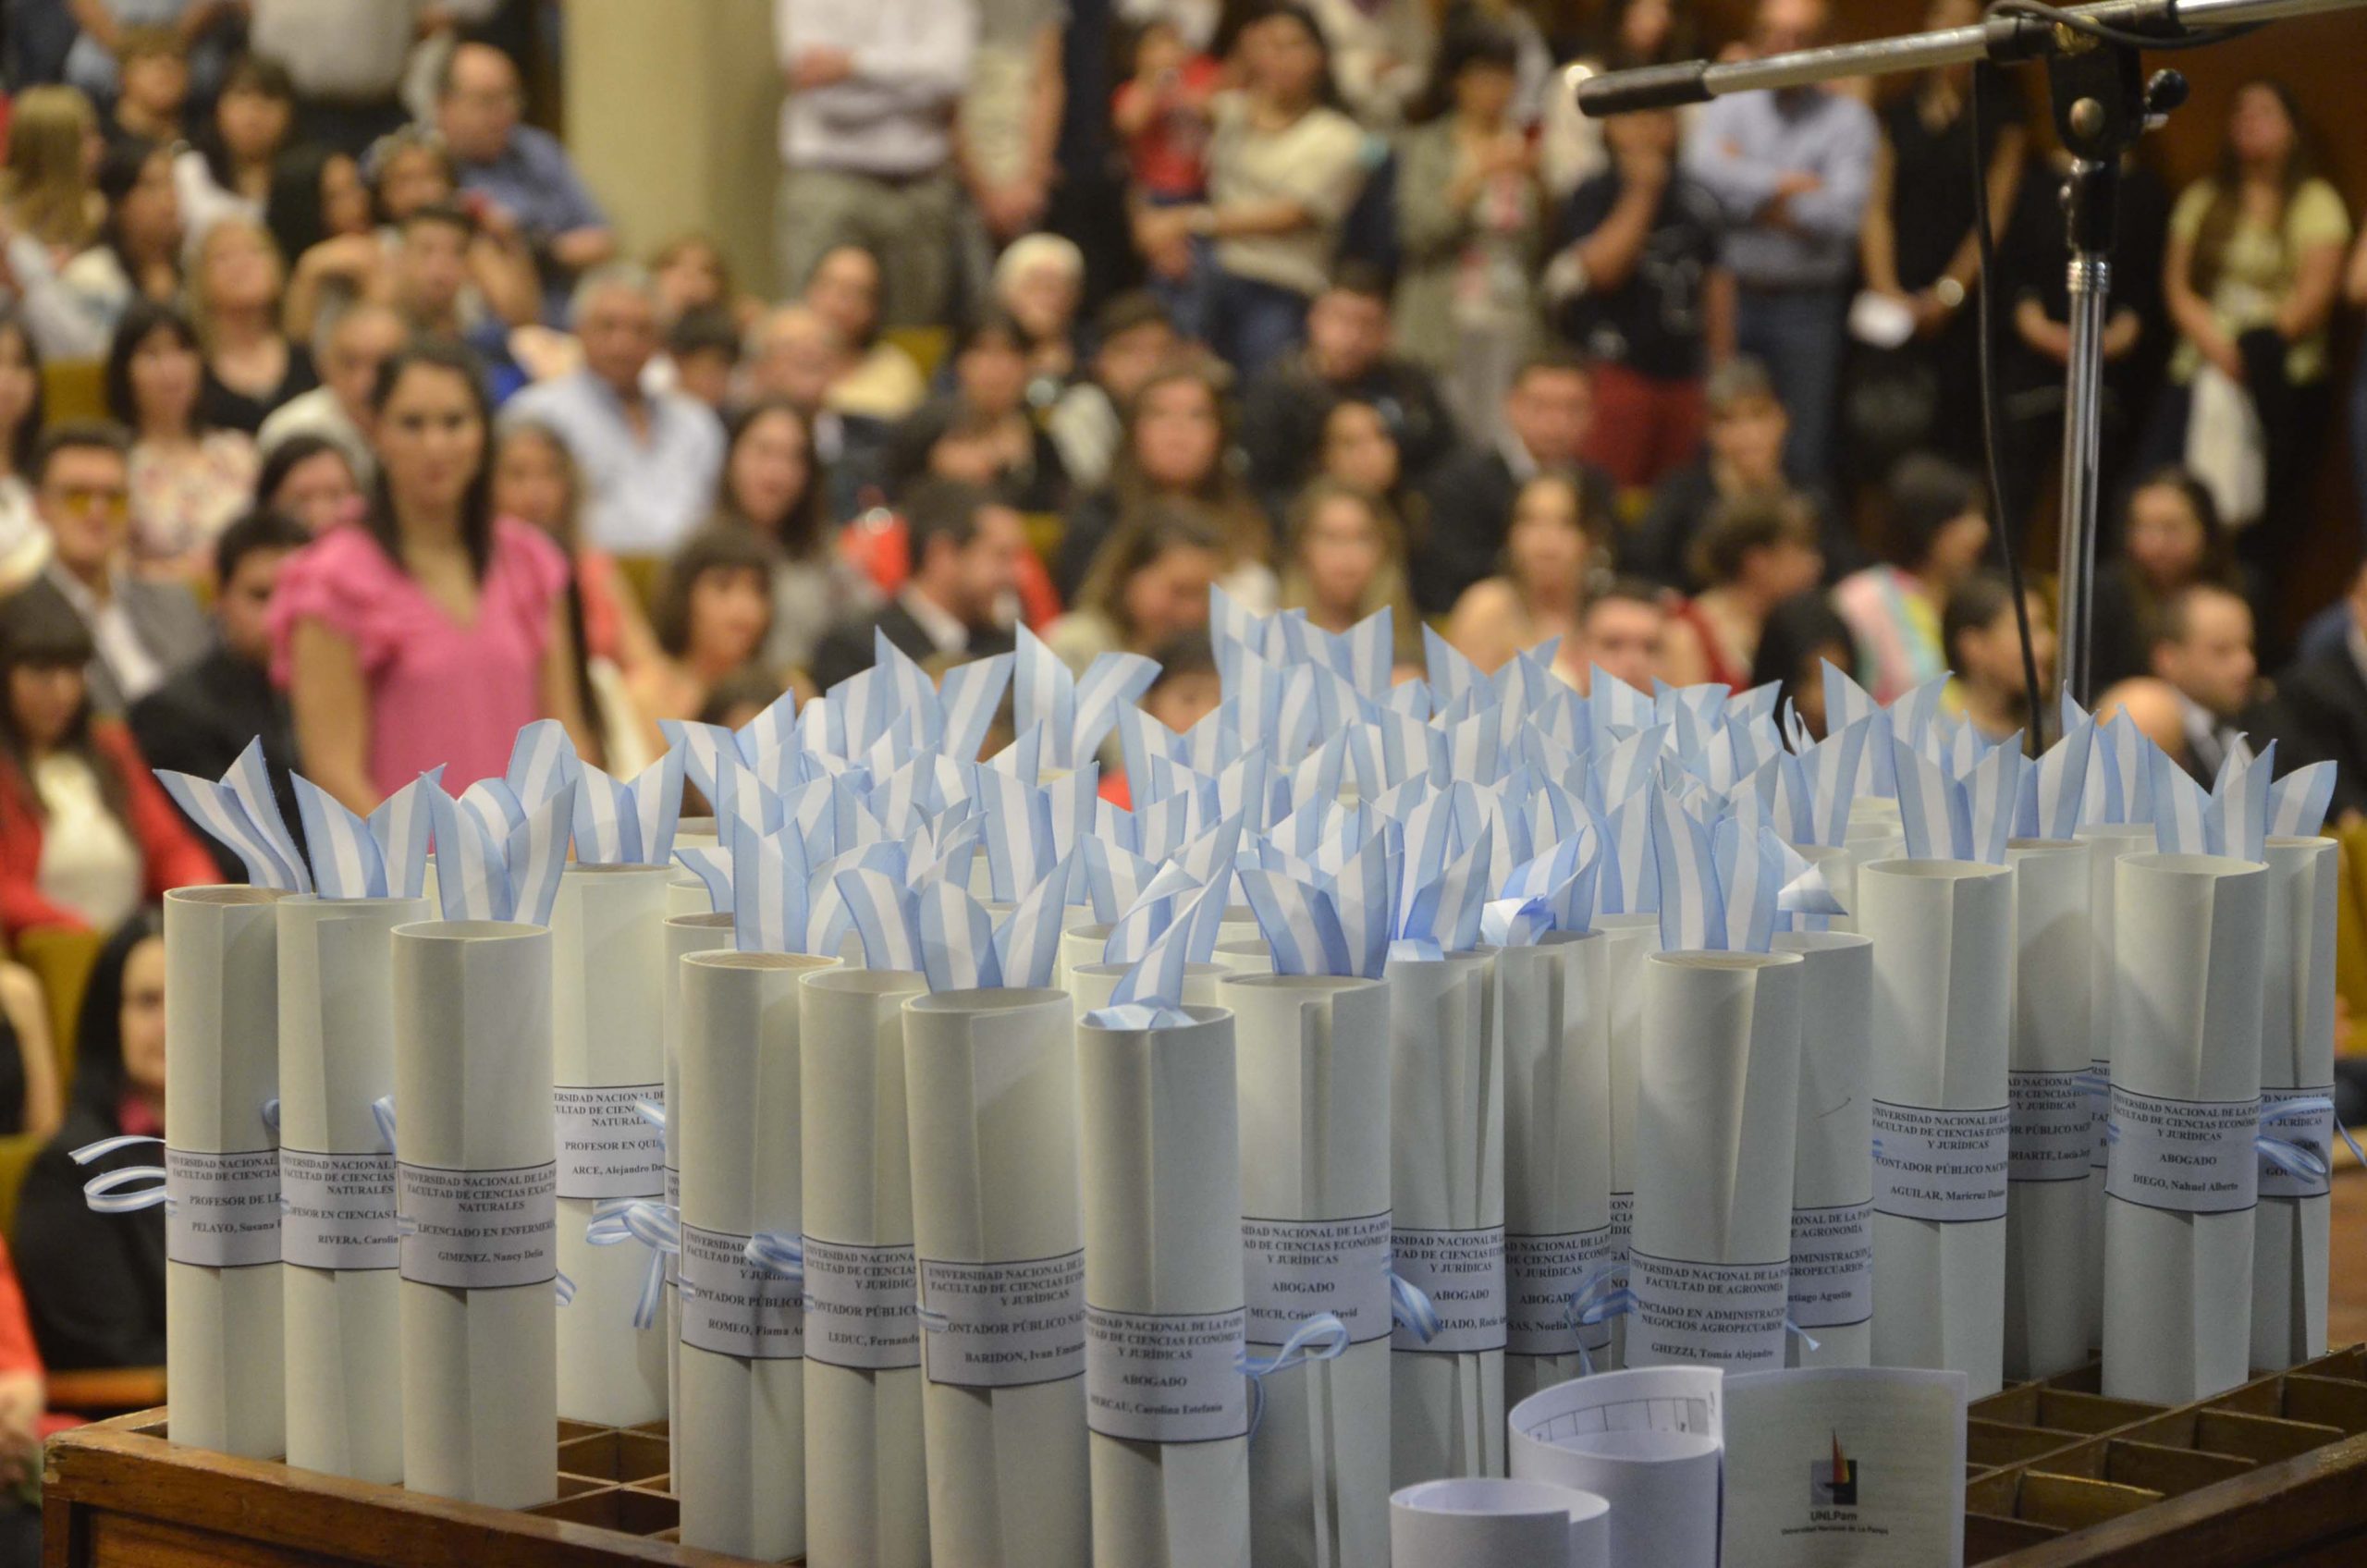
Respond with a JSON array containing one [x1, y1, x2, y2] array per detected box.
[[1574, 59, 1712, 116]]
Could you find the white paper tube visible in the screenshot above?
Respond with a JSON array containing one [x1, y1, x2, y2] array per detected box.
[[1595, 913, 1659, 1371], [394, 919, 558, 1509], [2076, 820, 2153, 1353], [2253, 837, 2339, 1370], [1389, 1478, 1609, 1568], [276, 894, 428, 1480], [1224, 973, 1393, 1568], [1055, 908, 1104, 994], [549, 864, 673, 1427], [1498, 934, 1613, 1406], [662, 907, 734, 1471], [676, 815, 719, 851], [1772, 932, 1873, 1369], [1507, 1370, 1723, 1568], [1068, 959, 1225, 1016], [1848, 797, 1901, 827], [2004, 840, 2093, 1381], [803, 966, 932, 1568], [163, 886, 288, 1459], [1862, 860, 2014, 1396], [2103, 852, 2268, 1404], [1213, 937, 1273, 975], [903, 986, 1091, 1568], [677, 950, 834, 1560]]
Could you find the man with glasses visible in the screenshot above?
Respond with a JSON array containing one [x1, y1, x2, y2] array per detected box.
[[1, 424, 205, 714], [436, 42, 618, 319]]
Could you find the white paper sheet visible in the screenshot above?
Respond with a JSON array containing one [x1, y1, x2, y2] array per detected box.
[[1595, 913, 1660, 1371], [1772, 932, 1873, 1369], [661, 907, 734, 1474], [2003, 840, 2093, 1380], [1722, 1367, 1968, 1568], [2253, 837, 2338, 1369], [2075, 821, 2153, 1352], [1389, 1478, 1609, 1568], [1507, 1367, 1723, 1568]]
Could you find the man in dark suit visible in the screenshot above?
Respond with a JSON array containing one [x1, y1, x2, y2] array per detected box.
[[2255, 565, 2367, 823], [809, 480, 1026, 693], [2096, 582, 2262, 787], [130, 510, 311, 880]]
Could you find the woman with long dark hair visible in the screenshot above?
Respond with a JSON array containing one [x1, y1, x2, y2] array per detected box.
[[105, 300, 258, 582], [174, 54, 296, 248], [0, 312, 46, 594], [255, 433, 362, 538], [272, 342, 592, 814], [711, 398, 876, 675], [1047, 502, 1225, 670], [2090, 466, 2243, 691], [624, 529, 778, 759]]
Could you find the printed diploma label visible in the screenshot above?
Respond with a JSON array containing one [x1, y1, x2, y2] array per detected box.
[[678, 1223, 803, 1360], [1505, 1226, 1614, 1355], [397, 1162, 557, 1289], [1786, 1202, 1872, 1330], [2009, 1069, 2093, 1183], [2258, 1085, 2337, 1200], [1627, 1251, 1789, 1368], [1872, 1101, 2010, 1223], [2089, 1059, 2112, 1171], [917, 1250, 1086, 1389], [1390, 1225, 1507, 1354], [165, 1146, 280, 1268], [1241, 1212, 1392, 1347], [553, 1084, 665, 1201], [278, 1148, 398, 1270], [803, 1237, 922, 1370], [2104, 1086, 2261, 1215], [1085, 1305, 1249, 1443]]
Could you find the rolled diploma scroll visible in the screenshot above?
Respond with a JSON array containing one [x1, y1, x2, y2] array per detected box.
[[1772, 932, 1874, 1369], [1863, 860, 2014, 1397], [803, 967, 931, 1568], [2004, 841, 2093, 1380], [662, 906, 735, 1471], [2103, 852, 2267, 1403], [277, 894, 427, 1480], [1068, 959, 1224, 1016], [1506, 1367, 1724, 1568], [1225, 973, 1393, 1568], [1054, 908, 1105, 995], [1213, 937, 1274, 976], [1080, 1005, 1251, 1568], [1628, 950, 1802, 1371], [394, 919, 558, 1508], [1388, 1478, 1610, 1568], [164, 885, 288, 1458], [2253, 838, 2339, 1370], [903, 987, 1092, 1568], [2076, 821, 2154, 1351], [1596, 913, 1660, 1370], [677, 950, 834, 1559], [1499, 933, 1613, 1406]]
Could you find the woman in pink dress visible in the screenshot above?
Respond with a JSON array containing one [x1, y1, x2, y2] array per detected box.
[[272, 341, 593, 814]]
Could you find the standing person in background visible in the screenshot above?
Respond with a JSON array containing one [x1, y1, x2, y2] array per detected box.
[[1682, 0, 1874, 482], [958, 0, 1066, 260], [1306, 0, 1432, 129], [106, 300, 257, 584], [248, 0, 497, 154], [1113, 15, 1221, 337], [189, 218, 317, 436], [1543, 0, 1700, 199], [1045, 503, 1224, 671], [1832, 453, 1992, 704], [435, 43, 619, 319], [1660, 490, 1824, 690], [708, 398, 879, 677]]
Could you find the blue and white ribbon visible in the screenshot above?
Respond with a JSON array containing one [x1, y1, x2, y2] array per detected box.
[[584, 1197, 680, 1330], [154, 736, 312, 891]]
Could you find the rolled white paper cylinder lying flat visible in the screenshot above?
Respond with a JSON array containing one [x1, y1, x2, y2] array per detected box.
[[1213, 937, 1274, 976], [394, 919, 558, 1509], [660, 907, 734, 1473], [1863, 859, 2014, 1397], [2253, 837, 2339, 1370], [1499, 933, 1613, 1407], [164, 885, 288, 1460], [2004, 840, 2094, 1381], [1772, 931, 1874, 1369], [1225, 972, 1393, 1568], [677, 950, 834, 1560], [803, 966, 931, 1568], [1596, 913, 1659, 1372], [1506, 1371, 1723, 1568], [276, 893, 427, 1481], [1080, 1005, 1251, 1568], [2076, 820, 2154, 1353], [903, 986, 1091, 1568], [1068, 959, 1225, 1016], [1389, 1477, 1610, 1568], [2103, 852, 2268, 1404]]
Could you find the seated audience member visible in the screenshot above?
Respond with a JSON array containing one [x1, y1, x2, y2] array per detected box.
[[1047, 504, 1226, 672], [1627, 356, 1847, 591], [0, 962, 60, 1141], [1832, 454, 1991, 703], [436, 43, 618, 316], [255, 434, 362, 537], [373, 202, 491, 346], [0, 594, 215, 939], [1572, 576, 1670, 693], [1313, 396, 1434, 552], [129, 510, 309, 881], [508, 265, 726, 557], [1944, 574, 2057, 745], [257, 301, 407, 476], [2254, 562, 2367, 822], [1445, 470, 1612, 674], [1417, 351, 1615, 615], [1748, 592, 1860, 741], [809, 481, 1026, 693], [0, 312, 46, 595], [1552, 105, 1730, 490], [1279, 478, 1419, 647], [2090, 467, 2240, 692], [741, 305, 893, 519], [994, 234, 1088, 401], [2099, 582, 2259, 781], [14, 912, 167, 1372], [1141, 630, 1223, 736], [803, 244, 929, 423], [624, 530, 778, 761], [92, 25, 189, 148], [273, 343, 591, 815], [1055, 362, 1276, 609], [887, 315, 1068, 515], [663, 308, 742, 413], [109, 301, 258, 582], [651, 233, 763, 333], [11, 423, 208, 713], [263, 145, 374, 272], [10, 137, 184, 363], [190, 217, 317, 435], [1241, 266, 1457, 514], [698, 671, 789, 734], [0, 87, 104, 259], [1048, 292, 1181, 494], [174, 54, 296, 249], [710, 399, 877, 676], [1661, 491, 1824, 690]]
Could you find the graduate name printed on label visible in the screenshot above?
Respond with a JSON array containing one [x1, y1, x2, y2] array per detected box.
[[1871, 1102, 2010, 1223], [1786, 1202, 1872, 1330], [165, 1146, 281, 1268], [1505, 1226, 1614, 1356], [278, 1148, 398, 1270], [2103, 1087, 2261, 1215], [397, 1161, 557, 1289], [803, 1237, 922, 1370], [1626, 1250, 1788, 1369], [2009, 1069, 2094, 1183], [663, 1167, 680, 1286], [1085, 1305, 1250, 1444], [2259, 1085, 2337, 1200], [553, 1084, 666, 1201], [917, 1250, 1086, 1389], [1390, 1225, 1507, 1354], [1241, 1212, 1392, 1346], [2089, 1059, 2112, 1171], [679, 1222, 804, 1360]]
